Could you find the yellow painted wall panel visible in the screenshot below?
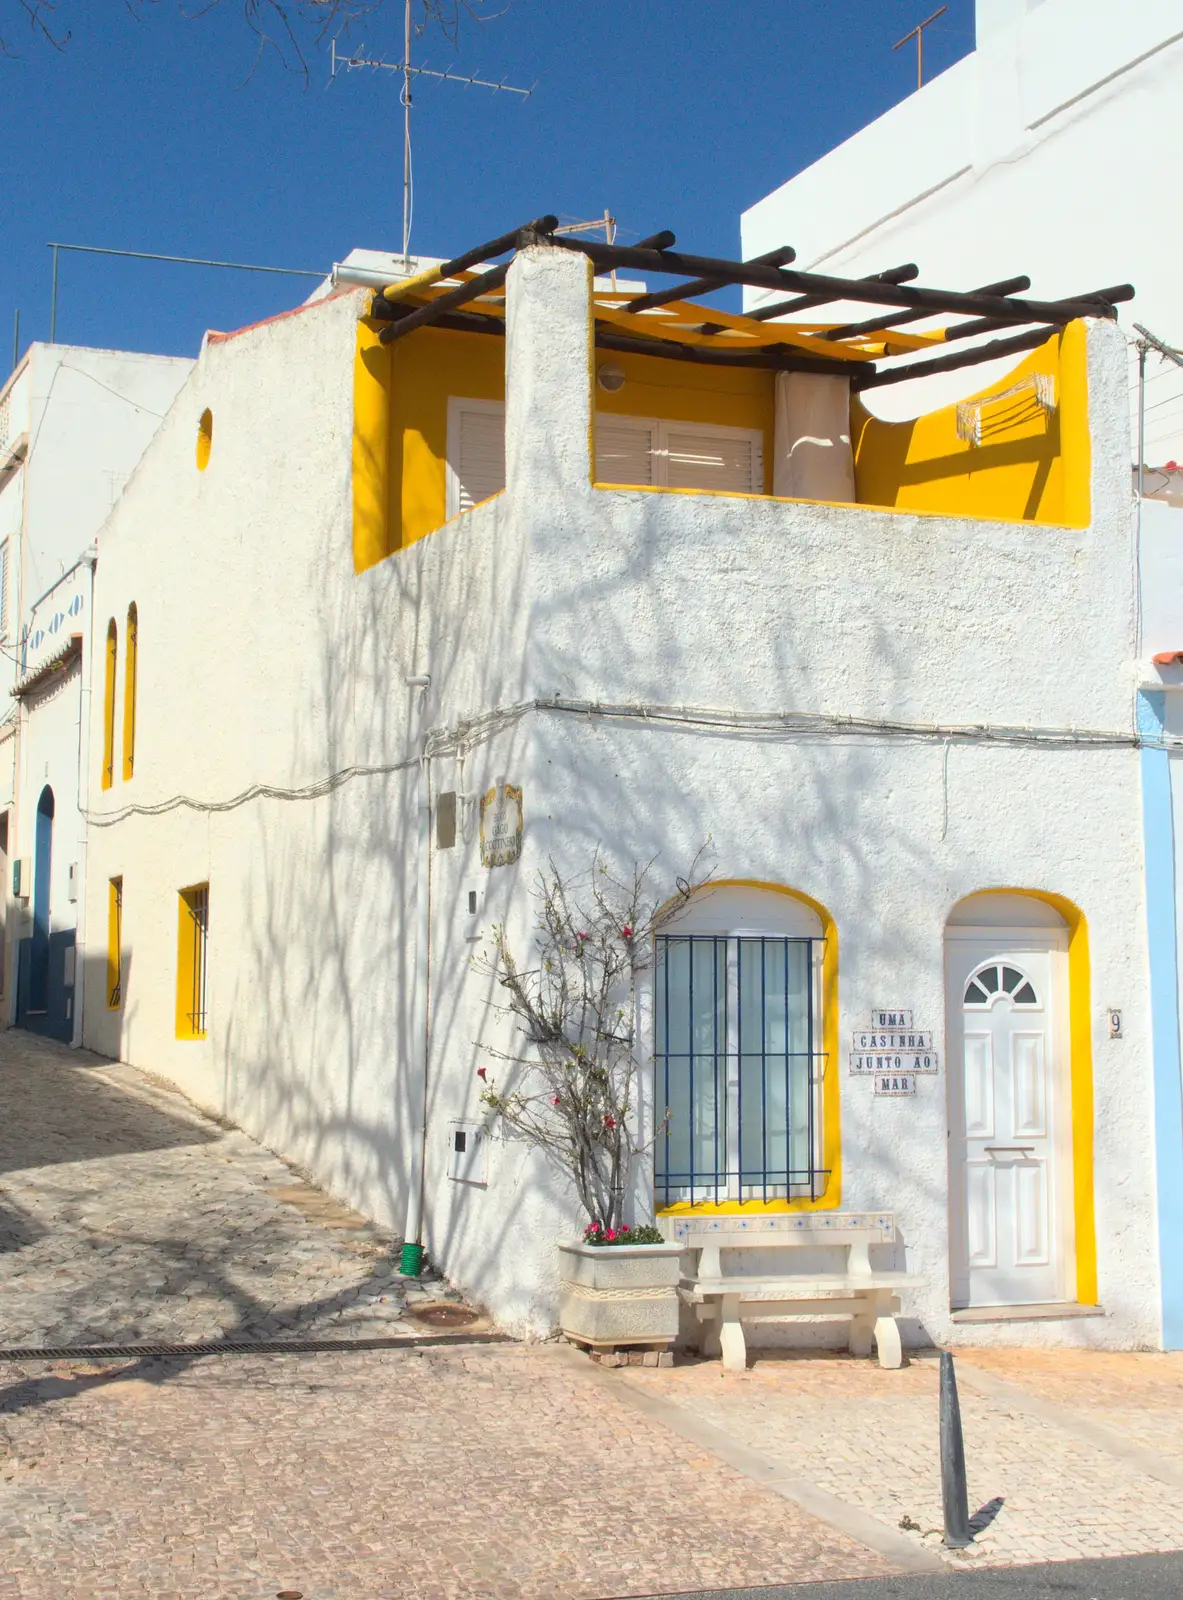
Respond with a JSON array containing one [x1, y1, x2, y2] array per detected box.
[[352, 320, 778, 568], [850, 325, 1092, 528]]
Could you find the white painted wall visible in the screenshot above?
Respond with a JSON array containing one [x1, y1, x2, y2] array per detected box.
[[81, 247, 1158, 1349], [0, 344, 190, 1028], [741, 0, 1183, 439]]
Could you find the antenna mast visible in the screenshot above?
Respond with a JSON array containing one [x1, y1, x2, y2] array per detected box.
[[892, 5, 947, 91], [331, 5, 534, 267]]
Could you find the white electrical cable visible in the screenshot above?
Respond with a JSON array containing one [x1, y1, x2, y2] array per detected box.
[[82, 694, 1174, 830]]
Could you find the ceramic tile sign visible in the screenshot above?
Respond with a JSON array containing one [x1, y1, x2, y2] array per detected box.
[[479, 782, 523, 868], [849, 1008, 940, 1093], [874, 1072, 916, 1096]]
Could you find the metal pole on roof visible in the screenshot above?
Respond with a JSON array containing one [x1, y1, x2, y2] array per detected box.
[[893, 6, 947, 91], [402, 0, 413, 268], [50, 245, 59, 344]]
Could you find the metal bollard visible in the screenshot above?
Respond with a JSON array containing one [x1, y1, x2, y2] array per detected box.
[[940, 1350, 973, 1548]]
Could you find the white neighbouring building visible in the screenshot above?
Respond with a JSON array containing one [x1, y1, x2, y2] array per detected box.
[[0, 343, 191, 1042], [76, 233, 1167, 1351], [741, 0, 1182, 432], [741, 0, 1183, 1350]]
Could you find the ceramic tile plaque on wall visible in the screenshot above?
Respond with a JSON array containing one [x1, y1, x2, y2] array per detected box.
[[849, 1008, 941, 1093], [479, 782, 523, 868]]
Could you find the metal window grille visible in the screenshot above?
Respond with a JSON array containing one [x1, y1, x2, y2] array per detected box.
[[0, 541, 8, 637], [185, 885, 209, 1036], [655, 934, 827, 1206], [108, 877, 123, 1008]]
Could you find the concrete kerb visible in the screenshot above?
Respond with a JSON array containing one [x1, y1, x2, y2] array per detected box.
[[546, 1342, 945, 1575]]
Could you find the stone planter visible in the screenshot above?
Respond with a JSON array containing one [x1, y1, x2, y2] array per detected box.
[[556, 1240, 683, 1349]]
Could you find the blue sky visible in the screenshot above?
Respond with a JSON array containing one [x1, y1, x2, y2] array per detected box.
[[3, 0, 975, 362]]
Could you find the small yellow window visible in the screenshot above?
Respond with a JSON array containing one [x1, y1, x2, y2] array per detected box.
[[102, 620, 117, 791], [176, 882, 209, 1040], [107, 876, 123, 1010], [122, 604, 138, 781], [196, 409, 213, 471]]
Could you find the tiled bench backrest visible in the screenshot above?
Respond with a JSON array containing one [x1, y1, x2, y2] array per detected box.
[[660, 1213, 895, 1251]]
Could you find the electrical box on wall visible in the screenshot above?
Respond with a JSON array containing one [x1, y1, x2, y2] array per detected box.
[[463, 884, 484, 942], [67, 863, 78, 903], [447, 1121, 488, 1185], [12, 858, 29, 901]]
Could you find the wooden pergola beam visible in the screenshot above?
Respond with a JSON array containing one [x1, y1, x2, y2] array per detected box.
[[749, 263, 919, 322], [549, 235, 1127, 327], [593, 325, 862, 378], [379, 214, 558, 303], [378, 258, 511, 343], [941, 284, 1137, 345], [850, 325, 1055, 390], [823, 277, 1031, 341], [623, 247, 796, 316]]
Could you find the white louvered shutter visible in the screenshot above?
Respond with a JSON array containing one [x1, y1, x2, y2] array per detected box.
[[665, 428, 763, 494], [594, 416, 656, 486], [452, 403, 506, 514]]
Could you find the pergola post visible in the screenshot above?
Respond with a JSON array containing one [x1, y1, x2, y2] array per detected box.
[[504, 242, 594, 504]]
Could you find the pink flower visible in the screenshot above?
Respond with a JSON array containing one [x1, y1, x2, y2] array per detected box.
[[621, 926, 633, 939], [552, 1095, 562, 1106], [477, 1067, 487, 1081], [620, 1224, 630, 1233], [605, 1229, 616, 1241], [577, 932, 589, 941], [603, 1114, 616, 1130]]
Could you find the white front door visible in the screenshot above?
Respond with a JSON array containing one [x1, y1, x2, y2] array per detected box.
[[946, 935, 1068, 1308]]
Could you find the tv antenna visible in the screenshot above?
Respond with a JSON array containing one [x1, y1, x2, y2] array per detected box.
[[331, 1, 534, 268], [892, 5, 947, 91]]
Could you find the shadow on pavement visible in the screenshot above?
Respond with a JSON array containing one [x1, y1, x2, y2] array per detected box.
[[0, 1033, 217, 1176]]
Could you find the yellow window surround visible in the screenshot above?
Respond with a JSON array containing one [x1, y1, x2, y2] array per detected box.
[[101, 620, 117, 791], [175, 882, 209, 1041], [654, 879, 841, 1217], [122, 603, 138, 782], [107, 876, 123, 1010]]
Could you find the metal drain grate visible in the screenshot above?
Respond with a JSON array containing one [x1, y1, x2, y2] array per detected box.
[[0, 1331, 510, 1362]]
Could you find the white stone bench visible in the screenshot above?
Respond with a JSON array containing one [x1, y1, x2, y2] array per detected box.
[[659, 1212, 924, 1372]]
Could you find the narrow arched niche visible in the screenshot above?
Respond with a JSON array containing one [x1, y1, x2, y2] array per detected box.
[[196, 408, 213, 471]]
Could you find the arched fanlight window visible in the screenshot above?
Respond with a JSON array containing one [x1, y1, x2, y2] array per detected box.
[[122, 603, 138, 781], [102, 619, 117, 791], [963, 962, 1039, 1008]]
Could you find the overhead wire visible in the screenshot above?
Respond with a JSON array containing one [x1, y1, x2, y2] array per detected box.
[[83, 694, 1175, 829]]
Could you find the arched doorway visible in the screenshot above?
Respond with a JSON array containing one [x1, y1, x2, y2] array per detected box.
[[29, 785, 54, 1013], [16, 784, 75, 1043], [945, 892, 1074, 1309]]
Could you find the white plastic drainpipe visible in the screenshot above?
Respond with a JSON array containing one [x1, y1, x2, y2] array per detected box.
[[401, 673, 432, 1273]]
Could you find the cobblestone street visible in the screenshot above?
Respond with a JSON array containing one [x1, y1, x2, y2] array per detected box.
[[2, 1032, 1183, 1598], [0, 1033, 449, 1348]]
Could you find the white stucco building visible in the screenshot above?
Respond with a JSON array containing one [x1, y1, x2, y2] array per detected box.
[[741, 0, 1183, 437], [0, 343, 191, 1041], [741, 0, 1183, 1350], [72, 227, 1173, 1354]]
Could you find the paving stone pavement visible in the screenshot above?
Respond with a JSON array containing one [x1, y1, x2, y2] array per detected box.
[[0, 1031, 467, 1348], [616, 1350, 1183, 1571], [4, 1031, 1183, 1595], [0, 1343, 892, 1599]]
